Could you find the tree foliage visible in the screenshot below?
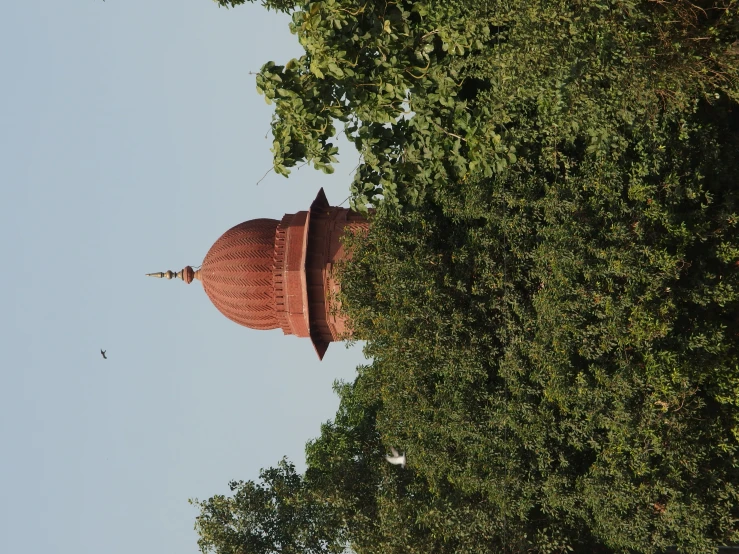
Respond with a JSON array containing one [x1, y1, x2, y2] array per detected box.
[[190, 459, 346, 554], [194, 0, 739, 553], [218, 0, 738, 211], [334, 97, 739, 552]]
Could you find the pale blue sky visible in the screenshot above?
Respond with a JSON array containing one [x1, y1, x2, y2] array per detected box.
[[0, 2, 365, 553]]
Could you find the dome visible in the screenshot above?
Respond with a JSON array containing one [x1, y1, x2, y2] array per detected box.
[[199, 218, 279, 330], [147, 188, 371, 361]]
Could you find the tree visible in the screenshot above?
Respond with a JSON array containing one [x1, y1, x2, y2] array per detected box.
[[196, 0, 739, 551], [213, 0, 738, 211], [336, 101, 739, 552], [190, 459, 345, 554]]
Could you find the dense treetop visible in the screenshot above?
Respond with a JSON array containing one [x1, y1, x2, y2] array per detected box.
[[194, 1, 739, 553], [216, 0, 737, 211]]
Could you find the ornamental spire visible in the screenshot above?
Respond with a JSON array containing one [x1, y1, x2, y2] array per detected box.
[[146, 266, 199, 284]]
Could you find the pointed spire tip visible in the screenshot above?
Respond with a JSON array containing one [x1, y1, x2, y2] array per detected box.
[[146, 267, 199, 284]]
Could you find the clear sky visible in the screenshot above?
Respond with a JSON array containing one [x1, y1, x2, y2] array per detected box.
[[0, 2, 366, 553]]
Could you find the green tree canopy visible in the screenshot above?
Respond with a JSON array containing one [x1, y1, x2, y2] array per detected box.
[[194, 0, 739, 552], [190, 459, 346, 554], [217, 0, 737, 211], [334, 98, 739, 552]]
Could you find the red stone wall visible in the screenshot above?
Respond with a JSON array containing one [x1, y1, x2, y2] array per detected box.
[[269, 189, 369, 359]]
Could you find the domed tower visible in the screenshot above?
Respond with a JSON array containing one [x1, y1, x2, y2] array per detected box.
[[148, 189, 368, 359]]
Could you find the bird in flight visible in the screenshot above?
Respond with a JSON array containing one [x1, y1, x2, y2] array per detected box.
[[385, 447, 406, 468], [100, 349, 107, 359]]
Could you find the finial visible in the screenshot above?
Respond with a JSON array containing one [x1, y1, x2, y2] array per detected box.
[[146, 270, 177, 279], [146, 266, 199, 284]]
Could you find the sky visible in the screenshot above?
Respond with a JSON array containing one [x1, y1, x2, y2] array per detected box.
[[0, 1, 367, 553]]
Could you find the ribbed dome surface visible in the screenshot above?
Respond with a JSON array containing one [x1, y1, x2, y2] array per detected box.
[[200, 219, 279, 330]]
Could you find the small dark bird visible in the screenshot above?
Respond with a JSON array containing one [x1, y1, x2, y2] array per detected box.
[[100, 349, 107, 359]]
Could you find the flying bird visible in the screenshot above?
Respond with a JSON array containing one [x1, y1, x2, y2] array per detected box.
[[385, 447, 406, 468], [100, 349, 107, 360]]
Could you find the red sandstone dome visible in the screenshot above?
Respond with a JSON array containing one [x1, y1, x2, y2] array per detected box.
[[199, 219, 280, 330], [148, 189, 369, 360]]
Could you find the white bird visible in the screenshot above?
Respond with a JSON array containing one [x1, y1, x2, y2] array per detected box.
[[385, 447, 406, 468]]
